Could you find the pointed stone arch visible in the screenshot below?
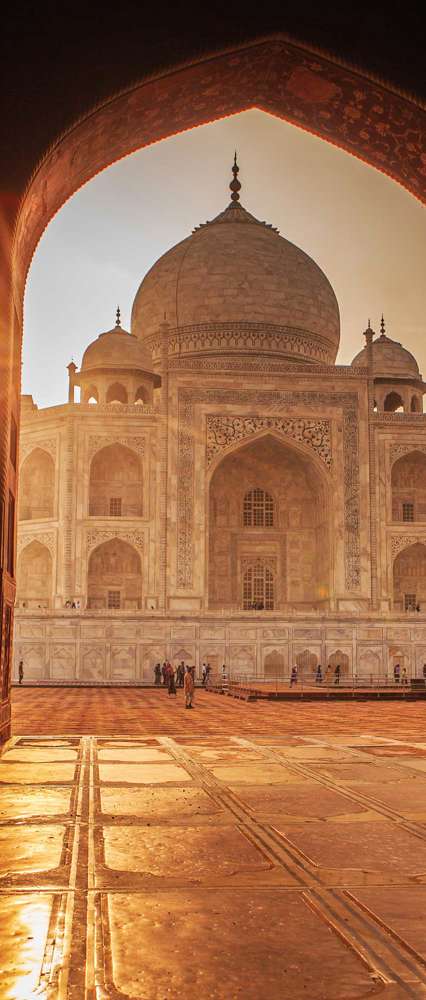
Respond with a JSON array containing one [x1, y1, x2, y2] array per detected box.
[[208, 431, 331, 611], [17, 539, 52, 608], [393, 540, 426, 611], [19, 448, 55, 520], [89, 442, 143, 518]]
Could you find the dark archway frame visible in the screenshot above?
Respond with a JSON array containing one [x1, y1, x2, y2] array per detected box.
[[12, 35, 426, 311], [1, 34, 425, 743]]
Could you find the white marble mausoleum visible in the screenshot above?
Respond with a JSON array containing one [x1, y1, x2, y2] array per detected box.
[[14, 162, 426, 683]]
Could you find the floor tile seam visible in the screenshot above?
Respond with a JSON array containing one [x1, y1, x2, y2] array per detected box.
[[56, 736, 89, 1000], [304, 889, 426, 995], [157, 738, 316, 886], [234, 739, 426, 843], [295, 735, 426, 771], [344, 888, 426, 973]]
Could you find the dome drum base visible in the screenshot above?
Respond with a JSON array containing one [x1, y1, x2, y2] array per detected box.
[[146, 322, 336, 367]]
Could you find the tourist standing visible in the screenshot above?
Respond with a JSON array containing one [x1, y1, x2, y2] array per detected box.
[[18, 659, 24, 685], [167, 663, 177, 696], [394, 663, 400, 684], [401, 667, 408, 686], [154, 662, 162, 685], [334, 663, 341, 685], [184, 665, 194, 709], [290, 665, 298, 686], [315, 664, 322, 684]]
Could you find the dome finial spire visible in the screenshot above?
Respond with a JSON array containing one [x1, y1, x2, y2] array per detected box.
[[229, 151, 241, 203], [116, 305, 121, 328], [380, 314, 386, 336]]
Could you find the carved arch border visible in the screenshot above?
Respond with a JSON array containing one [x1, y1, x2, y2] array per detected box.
[[390, 443, 426, 469], [86, 528, 145, 557], [19, 438, 57, 465], [177, 386, 360, 592], [13, 35, 426, 310]]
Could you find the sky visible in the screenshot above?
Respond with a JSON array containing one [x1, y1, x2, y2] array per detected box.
[[23, 109, 426, 408]]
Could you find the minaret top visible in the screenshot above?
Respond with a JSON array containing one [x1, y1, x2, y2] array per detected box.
[[229, 151, 241, 203]]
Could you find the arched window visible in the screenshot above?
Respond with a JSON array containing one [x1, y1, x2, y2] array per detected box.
[[89, 443, 143, 517], [411, 395, 422, 413], [384, 391, 404, 412], [135, 386, 147, 405], [243, 488, 274, 527], [106, 382, 128, 404], [19, 448, 55, 520], [17, 540, 52, 608], [83, 385, 99, 403], [243, 561, 274, 610], [87, 538, 142, 609]]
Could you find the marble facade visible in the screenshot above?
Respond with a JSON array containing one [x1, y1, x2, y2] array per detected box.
[[14, 175, 426, 682]]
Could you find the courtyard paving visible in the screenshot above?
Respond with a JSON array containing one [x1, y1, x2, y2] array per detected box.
[[1, 689, 426, 998]]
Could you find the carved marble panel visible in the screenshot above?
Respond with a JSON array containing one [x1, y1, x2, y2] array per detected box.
[[206, 415, 332, 469]]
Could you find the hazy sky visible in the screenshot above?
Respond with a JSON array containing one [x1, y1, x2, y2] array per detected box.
[[23, 109, 426, 408]]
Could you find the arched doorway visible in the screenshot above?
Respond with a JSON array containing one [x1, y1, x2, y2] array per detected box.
[[18, 449, 55, 520], [208, 434, 330, 611], [17, 540, 52, 608], [393, 542, 426, 612], [89, 444, 143, 518], [264, 649, 286, 679], [391, 451, 426, 523], [87, 539, 142, 609]]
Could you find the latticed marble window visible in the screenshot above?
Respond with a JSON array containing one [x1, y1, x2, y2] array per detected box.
[[402, 502, 414, 522], [243, 563, 274, 610], [109, 497, 122, 517], [108, 590, 121, 609], [404, 593, 416, 611], [243, 489, 274, 527]]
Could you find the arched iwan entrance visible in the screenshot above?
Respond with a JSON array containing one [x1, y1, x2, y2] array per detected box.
[[89, 444, 143, 518], [208, 434, 330, 611], [87, 539, 142, 610], [393, 542, 426, 612], [17, 540, 52, 608]]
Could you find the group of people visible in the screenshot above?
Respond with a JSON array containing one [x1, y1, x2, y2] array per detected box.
[[290, 663, 342, 686], [393, 662, 409, 684], [154, 660, 195, 708]]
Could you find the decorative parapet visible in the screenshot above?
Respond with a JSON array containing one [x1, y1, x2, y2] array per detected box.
[[206, 414, 332, 469]]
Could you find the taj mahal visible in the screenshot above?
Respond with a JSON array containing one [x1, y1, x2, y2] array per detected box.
[[14, 160, 426, 683]]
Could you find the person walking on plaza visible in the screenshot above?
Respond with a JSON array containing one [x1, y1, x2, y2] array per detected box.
[[315, 664, 322, 684], [154, 662, 162, 685], [290, 665, 298, 686], [334, 663, 341, 685], [162, 662, 168, 685], [394, 662, 400, 684], [184, 665, 194, 709], [18, 659, 24, 685], [167, 663, 177, 696], [202, 662, 207, 685]]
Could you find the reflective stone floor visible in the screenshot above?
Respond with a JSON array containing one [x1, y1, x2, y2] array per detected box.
[[1, 690, 426, 997]]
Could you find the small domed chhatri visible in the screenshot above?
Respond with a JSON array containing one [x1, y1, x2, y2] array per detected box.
[[131, 156, 340, 366], [81, 306, 153, 373], [70, 307, 159, 405], [351, 316, 424, 413], [352, 315, 420, 380]]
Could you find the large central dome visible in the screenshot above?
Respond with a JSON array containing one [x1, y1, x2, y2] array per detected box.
[[131, 160, 340, 365]]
